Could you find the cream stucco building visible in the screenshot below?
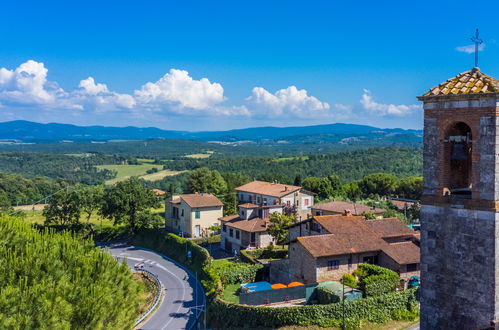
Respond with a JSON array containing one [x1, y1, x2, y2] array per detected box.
[[165, 193, 223, 238]]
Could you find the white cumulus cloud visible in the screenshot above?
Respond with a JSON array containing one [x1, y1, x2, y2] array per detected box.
[[360, 89, 420, 116], [135, 69, 225, 111], [247, 85, 330, 117], [75, 77, 136, 111], [456, 43, 485, 54], [0, 60, 61, 105]]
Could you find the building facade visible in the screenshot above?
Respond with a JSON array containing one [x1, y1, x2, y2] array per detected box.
[[272, 215, 420, 284], [165, 193, 223, 238], [220, 180, 315, 252], [419, 68, 499, 329]]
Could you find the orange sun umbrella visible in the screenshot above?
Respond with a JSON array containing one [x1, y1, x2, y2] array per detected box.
[[271, 283, 287, 289], [287, 282, 304, 287]]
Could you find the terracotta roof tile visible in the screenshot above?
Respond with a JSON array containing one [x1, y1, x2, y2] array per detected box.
[[312, 201, 385, 215], [239, 203, 259, 208], [296, 215, 419, 265], [176, 193, 223, 208], [236, 180, 302, 198], [420, 68, 499, 99], [382, 241, 420, 265], [364, 218, 416, 238], [220, 215, 269, 232]]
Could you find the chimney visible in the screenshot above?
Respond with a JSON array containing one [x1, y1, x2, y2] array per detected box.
[[285, 186, 288, 192], [344, 209, 352, 216]]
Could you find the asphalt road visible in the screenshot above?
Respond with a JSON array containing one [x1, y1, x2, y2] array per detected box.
[[105, 244, 205, 330]]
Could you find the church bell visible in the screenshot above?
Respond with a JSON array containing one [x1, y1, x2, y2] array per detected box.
[[451, 143, 468, 160]]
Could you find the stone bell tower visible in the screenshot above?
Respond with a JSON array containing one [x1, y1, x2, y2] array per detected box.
[[419, 68, 499, 329]]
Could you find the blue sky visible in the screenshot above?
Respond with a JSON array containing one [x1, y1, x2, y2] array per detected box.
[[1, 0, 498, 131]]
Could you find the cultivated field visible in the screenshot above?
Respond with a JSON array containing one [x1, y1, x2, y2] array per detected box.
[[185, 151, 214, 159], [140, 169, 186, 181]]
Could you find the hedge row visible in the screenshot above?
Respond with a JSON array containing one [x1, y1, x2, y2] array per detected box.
[[213, 261, 264, 285], [208, 288, 418, 328], [316, 286, 341, 304], [354, 264, 399, 297], [131, 229, 221, 294]]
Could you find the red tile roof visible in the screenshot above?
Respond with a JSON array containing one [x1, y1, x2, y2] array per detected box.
[[239, 203, 259, 208], [312, 201, 385, 215], [382, 241, 420, 265], [364, 218, 416, 238], [236, 180, 302, 198], [296, 215, 419, 265], [220, 215, 269, 232], [172, 193, 224, 208], [151, 189, 166, 196]]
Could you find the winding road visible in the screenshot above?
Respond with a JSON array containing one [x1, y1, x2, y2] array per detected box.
[[105, 244, 205, 330]]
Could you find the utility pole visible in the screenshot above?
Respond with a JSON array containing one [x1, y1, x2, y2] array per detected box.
[[342, 280, 346, 330]]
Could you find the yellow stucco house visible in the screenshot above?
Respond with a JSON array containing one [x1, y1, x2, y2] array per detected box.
[[165, 193, 224, 238]]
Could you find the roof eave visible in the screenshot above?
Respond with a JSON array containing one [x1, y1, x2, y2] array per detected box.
[[417, 92, 499, 103]]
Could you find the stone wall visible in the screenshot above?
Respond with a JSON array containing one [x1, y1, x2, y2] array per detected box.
[[287, 241, 317, 283], [420, 204, 498, 329], [315, 252, 378, 282]]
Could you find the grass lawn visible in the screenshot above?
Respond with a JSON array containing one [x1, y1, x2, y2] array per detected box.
[[221, 284, 240, 304], [140, 169, 186, 181], [185, 151, 214, 159]]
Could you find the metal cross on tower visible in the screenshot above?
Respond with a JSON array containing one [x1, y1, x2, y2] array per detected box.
[[471, 28, 483, 68]]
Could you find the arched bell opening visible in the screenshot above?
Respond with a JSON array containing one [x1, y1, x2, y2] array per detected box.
[[443, 122, 472, 198]]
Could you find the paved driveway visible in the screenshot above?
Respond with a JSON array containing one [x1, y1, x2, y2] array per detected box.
[[105, 244, 205, 330]]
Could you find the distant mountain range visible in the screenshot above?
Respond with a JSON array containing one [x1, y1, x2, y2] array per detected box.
[[0, 120, 422, 145]]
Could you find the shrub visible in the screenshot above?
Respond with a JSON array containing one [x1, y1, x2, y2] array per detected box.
[[354, 264, 399, 297], [342, 273, 358, 288], [212, 259, 264, 285], [316, 286, 341, 304]]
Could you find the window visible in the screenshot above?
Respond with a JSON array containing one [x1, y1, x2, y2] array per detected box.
[[181, 209, 184, 217], [304, 198, 309, 206], [222, 224, 227, 232], [348, 257, 352, 269], [249, 195, 253, 203], [236, 230, 240, 239], [263, 198, 267, 205], [257, 196, 261, 204], [327, 260, 340, 270], [286, 200, 291, 207], [241, 210, 245, 217], [406, 263, 419, 272], [195, 210, 200, 219], [229, 228, 234, 237]]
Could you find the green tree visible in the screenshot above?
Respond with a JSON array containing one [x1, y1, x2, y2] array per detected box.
[[187, 167, 227, 196], [358, 173, 400, 198], [344, 181, 362, 201], [267, 212, 294, 246], [77, 184, 104, 224], [43, 188, 82, 226], [396, 176, 423, 200], [360, 211, 376, 220], [100, 177, 160, 233], [302, 177, 333, 200]]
